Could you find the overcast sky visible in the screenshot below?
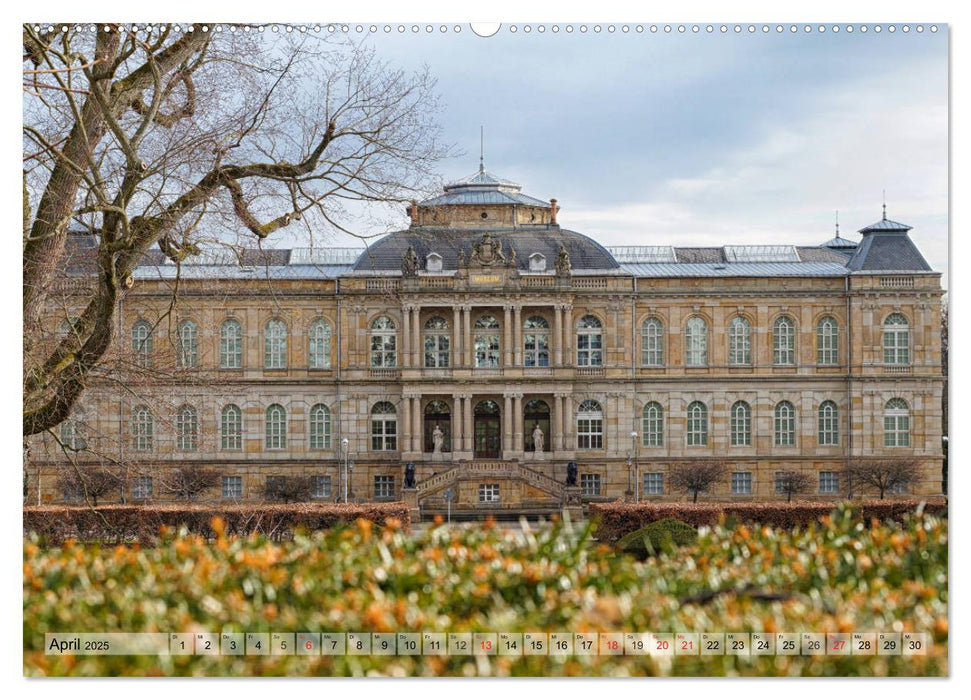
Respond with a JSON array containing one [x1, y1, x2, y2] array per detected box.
[[313, 25, 948, 286]]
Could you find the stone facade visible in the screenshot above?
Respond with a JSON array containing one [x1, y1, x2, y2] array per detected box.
[[28, 168, 945, 517]]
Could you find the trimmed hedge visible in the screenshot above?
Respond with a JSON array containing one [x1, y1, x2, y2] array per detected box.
[[22, 502, 410, 543], [616, 517, 697, 557], [590, 499, 947, 542]]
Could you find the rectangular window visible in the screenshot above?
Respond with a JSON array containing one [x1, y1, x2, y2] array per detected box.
[[643, 472, 664, 495], [222, 476, 243, 499], [731, 471, 753, 495], [132, 476, 153, 500], [374, 475, 395, 499], [478, 483, 500, 503], [371, 418, 397, 451], [819, 472, 840, 494], [312, 475, 332, 499], [580, 473, 602, 496], [774, 472, 786, 495], [883, 330, 910, 365], [576, 418, 603, 449], [577, 333, 603, 366], [888, 482, 909, 495]]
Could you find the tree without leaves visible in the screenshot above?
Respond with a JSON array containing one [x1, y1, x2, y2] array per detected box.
[[56, 466, 121, 506], [668, 461, 727, 503], [23, 23, 451, 437], [842, 459, 921, 500], [159, 467, 221, 501], [774, 471, 814, 503], [264, 475, 315, 503]]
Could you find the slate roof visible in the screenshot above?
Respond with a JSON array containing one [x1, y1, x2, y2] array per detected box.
[[419, 166, 551, 208], [845, 231, 932, 272]]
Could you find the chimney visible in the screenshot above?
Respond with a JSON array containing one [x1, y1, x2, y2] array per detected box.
[[550, 198, 559, 225], [408, 200, 418, 225]]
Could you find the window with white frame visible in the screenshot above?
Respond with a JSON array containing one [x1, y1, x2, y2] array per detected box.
[[731, 471, 753, 495], [474, 314, 501, 367], [423, 316, 451, 368], [819, 471, 840, 494], [176, 405, 198, 451], [221, 404, 242, 451], [817, 316, 839, 365], [773, 472, 787, 495], [371, 401, 398, 451], [888, 481, 909, 495], [884, 398, 910, 447], [177, 320, 198, 368], [309, 403, 331, 450], [370, 316, 397, 367], [774, 401, 796, 446], [132, 476, 153, 500], [643, 472, 664, 495], [729, 316, 751, 365], [883, 313, 910, 365], [131, 320, 153, 368], [641, 317, 663, 366], [220, 319, 242, 369], [818, 400, 839, 446], [478, 483, 500, 502], [309, 320, 332, 369], [686, 401, 708, 446], [222, 476, 243, 499], [312, 475, 332, 499], [642, 402, 663, 447], [773, 316, 796, 365], [374, 475, 395, 499], [523, 315, 551, 367], [60, 419, 86, 451], [132, 406, 153, 452], [265, 404, 287, 450], [576, 400, 604, 449], [576, 315, 603, 366], [730, 400, 752, 446], [685, 316, 708, 366], [580, 473, 602, 496], [264, 319, 287, 369]]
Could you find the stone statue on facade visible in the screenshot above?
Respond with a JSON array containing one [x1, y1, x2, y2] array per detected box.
[[471, 233, 506, 267], [432, 424, 444, 454], [555, 244, 572, 276], [532, 423, 545, 453], [457, 249, 467, 268], [566, 461, 578, 487], [508, 246, 517, 268], [402, 245, 419, 277]]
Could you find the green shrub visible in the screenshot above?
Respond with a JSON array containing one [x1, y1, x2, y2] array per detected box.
[[616, 518, 697, 556]]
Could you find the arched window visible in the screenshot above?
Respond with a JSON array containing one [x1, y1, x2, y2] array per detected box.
[[686, 401, 708, 446], [774, 401, 796, 446], [132, 406, 153, 452], [817, 316, 839, 365], [576, 400, 604, 449], [523, 316, 551, 367], [730, 400, 751, 446], [773, 316, 796, 365], [474, 314, 501, 368], [265, 404, 287, 449], [371, 401, 397, 451], [370, 316, 397, 367], [309, 320, 332, 370], [818, 400, 839, 446], [176, 404, 198, 451], [60, 418, 86, 451], [309, 403, 331, 450], [423, 316, 450, 368], [577, 315, 603, 367], [221, 404, 243, 451], [177, 320, 198, 368], [131, 320, 153, 368], [220, 319, 242, 369], [264, 320, 287, 369], [685, 317, 708, 366], [641, 317, 663, 366], [884, 398, 910, 447], [642, 402, 663, 447], [729, 317, 751, 365], [883, 314, 910, 365]]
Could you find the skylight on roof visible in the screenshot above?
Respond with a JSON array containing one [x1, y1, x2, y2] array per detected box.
[[606, 246, 677, 263], [723, 245, 799, 263], [289, 248, 363, 265]]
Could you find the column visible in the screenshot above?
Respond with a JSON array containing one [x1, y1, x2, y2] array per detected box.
[[401, 395, 412, 452], [513, 393, 524, 452], [562, 305, 573, 366], [453, 307, 462, 367], [401, 307, 411, 369], [452, 395, 462, 454], [561, 395, 572, 450], [513, 305, 523, 366], [463, 306, 473, 367], [554, 305, 563, 366], [463, 395, 473, 452], [554, 394, 564, 451], [412, 396, 422, 453], [503, 306, 513, 366], [412, 306, 421, 368]]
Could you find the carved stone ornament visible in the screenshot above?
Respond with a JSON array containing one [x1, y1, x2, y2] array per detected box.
[[402, 245, 419, 277], [555, 244, 572, 276], [470, 233, 507, 267]]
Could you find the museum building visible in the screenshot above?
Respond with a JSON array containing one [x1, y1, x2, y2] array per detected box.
[[29, 163, 945, 517]]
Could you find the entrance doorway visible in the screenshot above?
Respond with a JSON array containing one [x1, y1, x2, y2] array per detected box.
[[473, 400, 501, 458]]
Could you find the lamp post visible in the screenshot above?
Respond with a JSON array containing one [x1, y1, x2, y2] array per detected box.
[[341, 437, 350, 503], [631, 431, 639, 503]]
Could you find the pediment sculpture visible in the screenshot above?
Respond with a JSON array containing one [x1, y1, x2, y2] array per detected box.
[[470, 233, 507, 267]]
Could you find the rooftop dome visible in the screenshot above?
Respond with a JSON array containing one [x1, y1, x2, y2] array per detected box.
[[418, 163, 552, 208]]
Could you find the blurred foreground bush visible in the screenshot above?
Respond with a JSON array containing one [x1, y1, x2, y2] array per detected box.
[[616, 518, 697, 558]]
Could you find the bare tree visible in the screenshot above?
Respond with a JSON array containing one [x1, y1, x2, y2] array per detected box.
[[23, 23, 451, 438], [842, 459, 921, 500], [774, 471, 814, 503], [668, 461, 726, 503], [264, 475, 314, 503], [56, 466, 121, 506], [159, 467, 220, 501]]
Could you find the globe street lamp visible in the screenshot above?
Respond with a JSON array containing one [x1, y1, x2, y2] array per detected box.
[[631, 431, 639, 503], [341, 437, 350, 503]]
